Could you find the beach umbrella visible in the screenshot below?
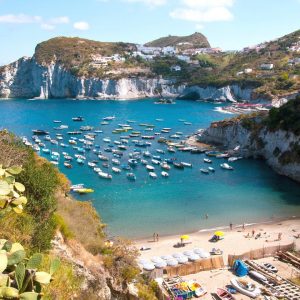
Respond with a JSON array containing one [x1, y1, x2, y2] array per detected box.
[[177, 256, 188, 264], [154, 261, 167, 269], [188, 254, 200, 261], [151, 256, 164, 263], [214, 231, 224, 237], [166, 259, 178, 266], [183, 250, 194, 256], [180, 235, 190, 240], [161, 255, 173, 261]]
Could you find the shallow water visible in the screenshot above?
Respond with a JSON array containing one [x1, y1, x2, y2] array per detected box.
[[0, 98, 299, 238]]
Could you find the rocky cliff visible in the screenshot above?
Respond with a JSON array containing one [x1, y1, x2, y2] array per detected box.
[[198, 112, 300, 182], [0, 56, 258, 101]]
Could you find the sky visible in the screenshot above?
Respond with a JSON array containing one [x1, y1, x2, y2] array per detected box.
[[0, 0, 300, 65]]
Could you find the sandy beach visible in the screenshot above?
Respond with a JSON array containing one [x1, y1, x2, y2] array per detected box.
[[135, 218, 300, 263], [135, 218, 300, 299]]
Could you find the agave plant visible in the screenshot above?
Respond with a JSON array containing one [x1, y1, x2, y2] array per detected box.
[[0, 165, 27, 217], [0, 239, 60, 299]]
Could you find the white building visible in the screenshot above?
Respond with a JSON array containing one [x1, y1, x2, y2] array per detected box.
[[176, 55, 191, 63], [260, 63, 274, 70], [162, 46, 176, 55], [170, 65, 181, 72], [136, 45, 162, 55], [244, 68, 253, 73]]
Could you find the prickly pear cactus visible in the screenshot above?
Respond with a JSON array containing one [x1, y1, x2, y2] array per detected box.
[[0, 165, 27, 216], [0, 239, 60, 299]]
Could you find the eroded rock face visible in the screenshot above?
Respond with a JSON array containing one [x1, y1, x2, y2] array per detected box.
[[199, 119, 300, 182], [0, 56, 256, 101]]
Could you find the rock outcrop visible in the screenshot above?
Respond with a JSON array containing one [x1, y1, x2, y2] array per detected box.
[[198, 115, 300, 182], [0, 56, 257, 101]]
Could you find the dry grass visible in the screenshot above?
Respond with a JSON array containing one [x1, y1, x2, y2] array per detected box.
[[55, 192, 106, 254]]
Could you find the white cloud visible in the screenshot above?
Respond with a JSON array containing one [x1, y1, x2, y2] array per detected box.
[[124, 0, 167, 7], [73, 21, 90, 30], [182, 0, 234, 8], [170, 0, 234, 23], [0, 14, 70, 30], [0, 14, 41, 24]]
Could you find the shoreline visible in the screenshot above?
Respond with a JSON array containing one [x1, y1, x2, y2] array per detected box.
[[135, 217, 300, 266], [134, 216, 300, 244]]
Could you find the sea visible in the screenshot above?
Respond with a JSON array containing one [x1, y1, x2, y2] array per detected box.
[[0, 98, 299, 238]]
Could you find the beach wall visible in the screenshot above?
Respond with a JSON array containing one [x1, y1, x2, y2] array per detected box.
[[148, 255, 225, 279], [227, 242, 295, 266], [0, 56, 256, 101], [198, 117, 300, 182]]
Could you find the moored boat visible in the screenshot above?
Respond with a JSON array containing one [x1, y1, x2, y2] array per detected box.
[[220, 163, 234, 170], [149, 172, 157, 179], [161, 171, 169, 177], [127, 173, 136, 180], [98, 172, 112, 179]]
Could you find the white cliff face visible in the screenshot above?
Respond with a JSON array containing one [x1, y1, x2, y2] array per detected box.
[[0, 57, 256, 101], [179, 84, 254, 102], [199, 119, 300, 182]]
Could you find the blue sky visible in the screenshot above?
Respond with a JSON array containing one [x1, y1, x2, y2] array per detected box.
[[0, 0, 300, 65]]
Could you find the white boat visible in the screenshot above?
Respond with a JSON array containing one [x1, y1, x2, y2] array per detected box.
[[103, 138, 111, 143], [98, 155, 109, 161], [228, 156, 242, 162], [160, 163, 171, 170], [151, 159, 160, 165], [261, 263, 278, 273], [156, 149, 165, 154], [208, 167, 215, 172], [98, 172, 112, 179], [141, 159, 148, 165], [93, 167, 102, 173], [149, 172, 157, 179], [112, 167, 121, 173], [204, 158, 212, 163], [220, 163, 234, 170], [143, 151, 151, 157], [146, 165, 155, 171], [181, 162, 192, 167], [126, 173, 136, 180], [230, 278, 261, 298], [88, 162, 96, 168], [200, 168, 209, 174], [161, 171, 169, 177], [112, 159, 120, 165], [42, 148, 50, 154], [103, 116, 115, 121]]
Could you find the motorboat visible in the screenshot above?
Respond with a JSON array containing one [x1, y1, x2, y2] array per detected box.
[[112, 167, 121, 173], [228, 156, 242, 162], [204, 158, 212, 163], [156, 149, 165, 154], [200, 168, 209, 174], [141, 159, 148, 165], [70, 184, 84, 190], [146, 165, 155, 171], [151, 159, 160, 165], [160, 163, 171, 170], [72, 116, 84, 121], [112, 159, 120, 165], [161, 171, 169, 177], [181, 162, 192, 168], [103, 138, 111, 143], [98, 155, 109, 161], [149, 172, 157, 179], [220, 163, 234, 170], [103, 116, 115, 121], [173, 162, 184, 169], [230, 278, 261, 298], [98, 172, 112, 179], [64, 162, 72, 169], [127, 173, 136, 180], [32, 129, 49, 135], [53, 120, 61, 123], [88, 162, 96, 168], [42, 148, 50, 154], [121, 164, 131, 170], [73, 188, 94, 194], [208, 167, 215, 172]]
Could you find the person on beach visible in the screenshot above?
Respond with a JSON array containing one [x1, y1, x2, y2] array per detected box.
[[156, 233, 159, 242], [153, 232, 156, 242], [252, 229, 255, 237], [230, 222, 233, 230], [278, 232, 282, 241], [242, 223, 245, 231]]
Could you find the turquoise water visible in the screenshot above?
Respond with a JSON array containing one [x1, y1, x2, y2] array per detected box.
[[0, 98, 299, 238]]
